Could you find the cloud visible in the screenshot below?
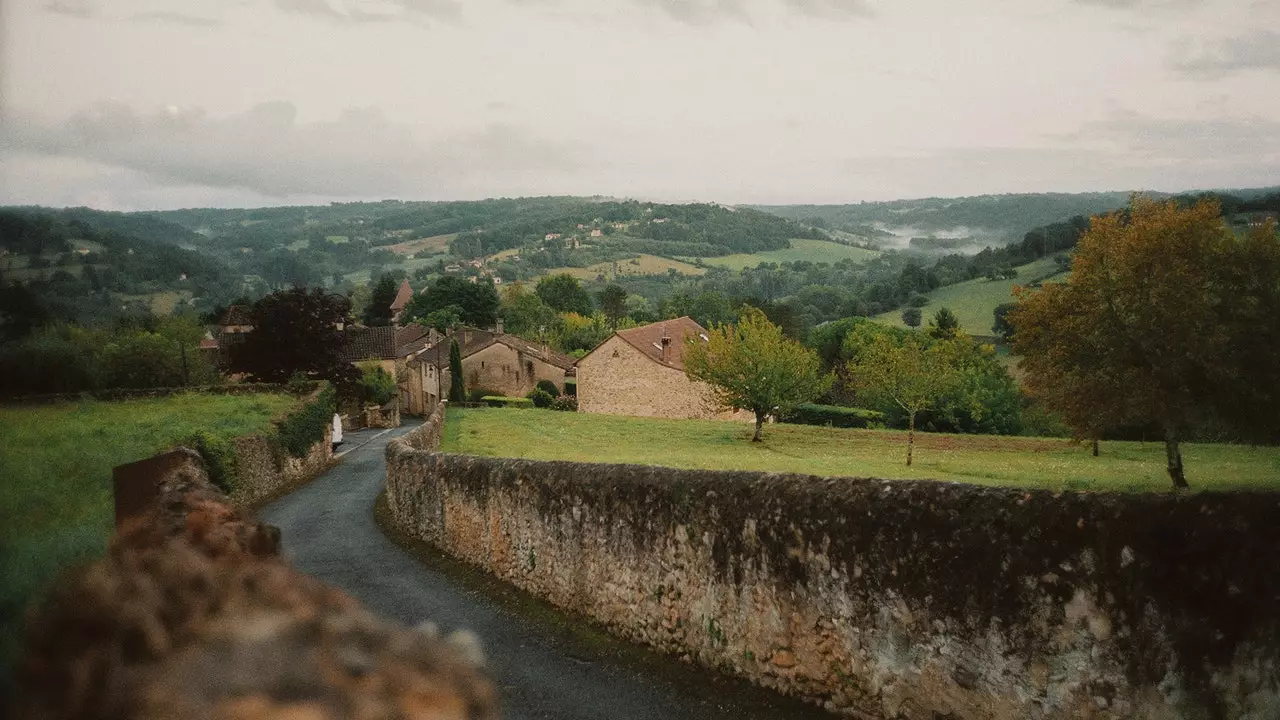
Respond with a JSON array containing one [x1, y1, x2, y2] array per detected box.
[[1171, 31, 1280, 78], [130, 11, 220, 27], [274, 0, 462, 23], [0, 101, 585, 200], [44, 0, 97, 18], [1070, 0, 1201, 8], [638, 0, 872, 23], [1069, 113, 1280, 162]]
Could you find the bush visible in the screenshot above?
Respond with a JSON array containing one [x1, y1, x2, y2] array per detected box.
[[781, 403, 884, 429], [468, 387, 499, 403], [185, 430, 238, 493], [550, 395, 578, 412], [481, 396, 534, 408], [535, 379, 560, 397], [276, 385, 336, 458], [528, 388, 554, 408], [355, 363, 396, 406]]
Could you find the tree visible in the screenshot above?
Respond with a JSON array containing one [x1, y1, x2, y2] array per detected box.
[[928, 307, 960, 340], [420, 305, 463, 332], [229, 288, 358, 388], [500, 283, 557, 337], [364, 274, 398, 326], [597, 284, 628, 330], [404, 276, 499, 328], [684, 308, 831, 442], [992, 303, 1016, 341], [901, 307, 922, 328], [447, 339, 465, 402], [1010, 196, 1280, 488], [849, 333, 961, 466], [536, 274, 593, 315]]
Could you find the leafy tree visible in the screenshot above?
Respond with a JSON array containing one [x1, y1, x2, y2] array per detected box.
[[500, 283, 557, 337], [597, 284, 628, 330], [355, 362, 396, 405], [849, 333, 961, 466], [928, 307, 960, 340], [551, 312, 612, 354], [1010, 196, 1280, 488], [229, 288, 358, 388], [992, 303, 1016, 341], [447, 339, 465, 402], [536, 273, 593, 315], [901, 307, 922, 328], [405, 276, 499, 328], [684, 307, 831, 442], [364, 274, 398, 326]]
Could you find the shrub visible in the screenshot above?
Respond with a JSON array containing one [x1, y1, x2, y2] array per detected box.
[[185, 430, 238, 493], [528, 388, 554, 408], [535, 379, 560, 397], [468, 387, 498, 403], [276, 385, 336, 458], [780, 403, 884, 429], [550, 395, 578, 412], [355, 363, 396, 406], [481, 396, 534, 408]]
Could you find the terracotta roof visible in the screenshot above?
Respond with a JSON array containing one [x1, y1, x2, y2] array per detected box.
[[340, 326, 397, 362], [395, 324, 428, 355], [407, 326, 575, 371], [219, 305, 253, 326], [199, 338, 219, 350], [390, 280, 414, 312], [606, 316, 708, 371]]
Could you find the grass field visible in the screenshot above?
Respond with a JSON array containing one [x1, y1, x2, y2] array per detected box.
[[385, 233, 456, 256], [542, 254, 706, 281], [875, 257, 1066, 335], [119, 289, 193, 315], [441, 407, 1280, 493], [0, 392, 301, 684], [690, 238, 881, 271]]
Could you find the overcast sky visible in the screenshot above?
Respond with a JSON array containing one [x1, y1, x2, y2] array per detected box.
[[1, 0, 1277, 210]]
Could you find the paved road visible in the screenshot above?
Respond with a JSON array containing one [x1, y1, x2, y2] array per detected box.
[[260, 421, 831, 720]]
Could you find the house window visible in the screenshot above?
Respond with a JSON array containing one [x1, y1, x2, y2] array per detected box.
[[481, 361, 485, 368], [526, 361, 534, 377]]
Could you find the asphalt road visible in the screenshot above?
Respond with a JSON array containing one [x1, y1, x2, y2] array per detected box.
[[260, 421, 833, 720]]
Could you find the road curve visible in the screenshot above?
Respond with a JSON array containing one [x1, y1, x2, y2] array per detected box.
[[260, 421, 831, 720]]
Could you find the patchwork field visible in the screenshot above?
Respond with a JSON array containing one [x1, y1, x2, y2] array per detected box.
[[441, 407, 1280, 493], [385, 233, 457, 256], [689, 238, 880, 271], [542, 253, 706, 281], [874, 256, 1067, 335], [0, 392, 301, 685]]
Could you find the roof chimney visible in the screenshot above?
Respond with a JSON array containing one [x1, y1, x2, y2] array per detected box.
[[660, 326, 672, 363], [428, 327, 439, 345], [495, 317, 504, 335]]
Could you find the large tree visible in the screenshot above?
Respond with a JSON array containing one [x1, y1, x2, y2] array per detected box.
[[536, 273, 593, 315], [849, 333, 962, 466], [1010, 197, 1280, 488], [229, 288, 358, 388], [684, 308, 831, 442], [597, 284, 628, 330], [363, 274, 398, 326], [500, 282, 557, 337], [404, 276, 499, 328]]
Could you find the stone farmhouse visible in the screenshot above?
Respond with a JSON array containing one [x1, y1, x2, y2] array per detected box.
[[404, 325, 575, 414], [576, 316, 746, 421], [389, 280, 414, 324]]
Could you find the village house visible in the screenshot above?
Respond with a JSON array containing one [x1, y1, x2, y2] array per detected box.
[[389, 280, 413, 324], [575, 317, 747, 421], [403, 323, 575, 414]]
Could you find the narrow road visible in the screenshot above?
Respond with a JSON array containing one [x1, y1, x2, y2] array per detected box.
[[260, 422, 831, 720]]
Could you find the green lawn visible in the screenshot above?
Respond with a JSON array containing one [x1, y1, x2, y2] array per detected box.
[[0, 392, 301, 686], [690, 238, 881, 271], [441, 407, 1280, 493], [875, 257, 1066, 336]]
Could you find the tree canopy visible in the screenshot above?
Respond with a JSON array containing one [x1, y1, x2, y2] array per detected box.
[[849, 333, 962, 466], [363, 274, 398, 326], [404, 276, 499, 328], [228, 288, 358, 388], [536, 274, 594, 316]]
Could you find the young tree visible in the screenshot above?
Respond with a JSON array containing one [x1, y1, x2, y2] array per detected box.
[[849, 333, 961, 466], [901, 306, 922, 329], [928, 307, 960, 340], [363, 274, 398, 326], [597, 284, 628, 330], [229, 288, 358, 388], [536, 273, 593, 315], [1010, 196, 1280, 488], [684, 308, 831, 442], [447, 339, 465, 402]]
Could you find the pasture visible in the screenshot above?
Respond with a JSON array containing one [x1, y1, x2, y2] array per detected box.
[[542, 253, 706, 281], [441, 407, 1280, 493], [691, 238, 880, 271]]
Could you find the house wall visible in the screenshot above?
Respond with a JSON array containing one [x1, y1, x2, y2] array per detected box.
[[456, 343, 564, 398], [577, 335, 734, 420], [386, 427, 1280, 720]]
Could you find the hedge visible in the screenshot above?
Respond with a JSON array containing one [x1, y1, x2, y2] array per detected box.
[[276, 385, 336, 458], [481, 396, 535, 408], [185, 430, 238, 493], [780, 403, 884, 429]]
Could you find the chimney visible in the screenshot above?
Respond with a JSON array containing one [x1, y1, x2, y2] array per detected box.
[[495, 317, 504, 335], [428, 327, 439, 345], [463, 329, 471, 346], [661, 327, 672, 363]]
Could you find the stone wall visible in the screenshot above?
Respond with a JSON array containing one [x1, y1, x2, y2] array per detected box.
[[386, 424, 1280, 719], [576, 335, 746, 421], [228, 424, 332, 506]]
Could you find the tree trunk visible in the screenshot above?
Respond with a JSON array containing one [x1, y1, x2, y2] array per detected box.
[[1091, 436, 1099, 457], [753, 411, 764, 442], [1164, 425, 1188, 489], [906, 412, 915, 466]]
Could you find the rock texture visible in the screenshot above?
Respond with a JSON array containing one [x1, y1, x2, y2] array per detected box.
[[386, 419, 1280, 719], [230, 426, 332, 507]]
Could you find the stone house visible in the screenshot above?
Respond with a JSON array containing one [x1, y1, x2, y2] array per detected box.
[[575, 316, 747, 421], [389, 280, 414, 324], [403, 325, 575, 414], [340, 325, 431, 408]]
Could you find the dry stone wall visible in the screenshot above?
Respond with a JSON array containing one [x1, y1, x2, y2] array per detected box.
[[228, 424, 332, 506], [386, 419, 1280, 719]]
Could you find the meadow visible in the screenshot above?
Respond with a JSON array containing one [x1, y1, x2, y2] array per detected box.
[[691, 238, 881, 271], [874, 256, 1066, 335], [0, 392, 300, 685], [441, 407, 1280, 493], [542, 253, 706, 281]]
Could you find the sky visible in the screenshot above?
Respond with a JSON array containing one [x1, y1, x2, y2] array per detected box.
[[0, 0, 1277, 210]]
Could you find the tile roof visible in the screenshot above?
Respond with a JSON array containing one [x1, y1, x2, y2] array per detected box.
[[390, 280, 414, 312], [606, 316, 708, 371], [394, 324, 429, 355], [407, 326, 576, 371], [218, 305, 254, 326], [340, 326, 397, 362]]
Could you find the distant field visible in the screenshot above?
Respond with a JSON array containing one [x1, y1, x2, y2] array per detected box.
[[442, 407, 1280, 493], [120, 289, 193, 315], [541, 254, 706, 281], [385, 233, 456, 257], [0, 392, 301, 684], [690, 238, 880, 270], [875, 256, 1067, 335]]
